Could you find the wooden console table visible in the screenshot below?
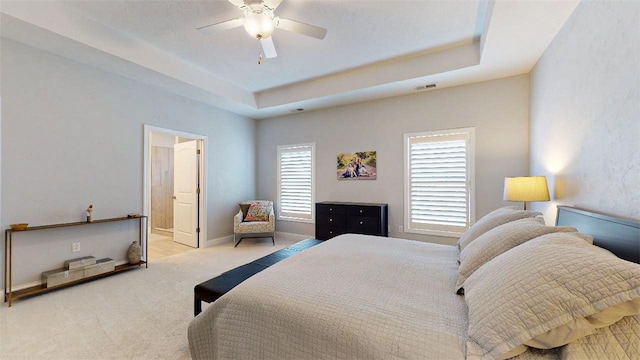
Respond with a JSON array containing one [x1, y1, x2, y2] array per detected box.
[[3, 215, 148, 306]]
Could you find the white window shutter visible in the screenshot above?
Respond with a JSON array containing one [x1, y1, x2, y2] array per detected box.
[[404, 129, 474, 236], [278, 144, 315, 222]]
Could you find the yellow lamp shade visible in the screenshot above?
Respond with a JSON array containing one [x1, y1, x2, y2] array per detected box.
[[503, 176, 550, 202]]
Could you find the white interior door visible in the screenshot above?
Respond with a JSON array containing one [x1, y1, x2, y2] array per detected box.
[[173, 140, 199, 248]]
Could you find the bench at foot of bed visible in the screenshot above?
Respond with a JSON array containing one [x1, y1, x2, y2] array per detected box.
[[193, 238, 323, 316]]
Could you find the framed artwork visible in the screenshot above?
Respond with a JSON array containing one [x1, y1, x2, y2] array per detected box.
[[337, 151, 377, 180]]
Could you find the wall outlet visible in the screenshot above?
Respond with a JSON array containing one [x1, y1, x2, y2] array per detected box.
[[398, 225, 403, 233], [72, 242, 81, 253]]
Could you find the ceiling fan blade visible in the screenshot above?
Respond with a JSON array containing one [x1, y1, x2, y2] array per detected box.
[[227, 0, 248, 10], [263, 0, 283, 10], [197, 18, 245, 34], [260, 36, 278, 58], [274, 17, 327, 40]]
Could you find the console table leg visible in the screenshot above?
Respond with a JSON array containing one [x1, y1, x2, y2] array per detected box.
[[3, 232, 7, 303], [7, 232, 13, 307]]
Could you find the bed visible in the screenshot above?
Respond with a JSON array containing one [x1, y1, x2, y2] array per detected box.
[[188, 205, 640, 359]]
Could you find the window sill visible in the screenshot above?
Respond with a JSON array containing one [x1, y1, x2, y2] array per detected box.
[[277, 216, 314, 224], [404, 227, 465, 239]]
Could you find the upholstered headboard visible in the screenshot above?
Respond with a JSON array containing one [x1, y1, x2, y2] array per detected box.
[[556, 205, 640, 264]]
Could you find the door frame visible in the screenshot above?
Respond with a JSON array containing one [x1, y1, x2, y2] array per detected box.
[[143, 124, 207, 249]]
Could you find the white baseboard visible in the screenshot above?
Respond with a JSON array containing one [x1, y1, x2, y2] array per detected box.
[[11, 280, 41, 292], [274, 231, 313, 242], [204, 232, 312, 248], [205, 235, 234, 248]]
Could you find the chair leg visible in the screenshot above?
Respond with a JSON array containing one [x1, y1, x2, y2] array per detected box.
[[234, 234, 242, 248]]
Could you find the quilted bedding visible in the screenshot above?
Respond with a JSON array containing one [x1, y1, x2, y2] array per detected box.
[[560, 314, 640, 360], [188, 234, 469, 359], [187, 233, 638, 359]]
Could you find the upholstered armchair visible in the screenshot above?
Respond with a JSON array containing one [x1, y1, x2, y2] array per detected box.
[[233, 200, 275, 247]]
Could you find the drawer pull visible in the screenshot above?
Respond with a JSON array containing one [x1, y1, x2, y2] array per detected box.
[[360, 221, 363, 225], [329, 208, 333, 212], [329, 218, 333, 222], [360, 210, 363, 213], [329, 231, 333, 234]]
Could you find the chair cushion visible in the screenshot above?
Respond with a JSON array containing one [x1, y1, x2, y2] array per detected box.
[[244, 202, 272, 221]]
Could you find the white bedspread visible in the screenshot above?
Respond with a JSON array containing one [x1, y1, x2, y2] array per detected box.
[[188, 234, 468, 360], [560, 314, 640, 360]]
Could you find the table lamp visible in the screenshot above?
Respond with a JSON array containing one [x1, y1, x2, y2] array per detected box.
[[503, 176, 550, 210]]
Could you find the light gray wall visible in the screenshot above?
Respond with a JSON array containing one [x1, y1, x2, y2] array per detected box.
[[1, 39, 256, 287], [530, 0, 640, 224], [257, 75, 530, 244]]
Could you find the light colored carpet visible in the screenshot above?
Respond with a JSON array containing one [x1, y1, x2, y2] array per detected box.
[[0, 236, 301, 359]]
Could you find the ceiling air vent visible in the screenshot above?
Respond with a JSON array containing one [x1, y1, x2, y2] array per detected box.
[[415, 83, 437, 91]]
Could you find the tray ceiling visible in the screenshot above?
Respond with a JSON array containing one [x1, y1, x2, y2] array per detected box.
[[0, 0, 580, 119]]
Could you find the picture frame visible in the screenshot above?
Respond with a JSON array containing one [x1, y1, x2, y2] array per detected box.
[[337, 151, 377, 180]]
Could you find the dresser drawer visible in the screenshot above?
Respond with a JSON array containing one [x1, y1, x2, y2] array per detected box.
[[316, 204, 346, 215], [317, 214, 346, 227], [347, 216, 381, 235], [347, 206, 380, 217], [316, 226, 347, 240]]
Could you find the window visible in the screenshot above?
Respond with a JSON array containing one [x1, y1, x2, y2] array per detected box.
[[404, 128, 475, 237], [277, 143, 315, 222]]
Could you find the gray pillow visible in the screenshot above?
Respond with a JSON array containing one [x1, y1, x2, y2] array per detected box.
[[464, 232, 640, 359], [455, 218, 577, 294], [239, 203, 251, 219], [457, 206, 542, 251]]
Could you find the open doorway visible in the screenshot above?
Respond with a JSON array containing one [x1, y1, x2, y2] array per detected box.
[[143, 125, 208, 260]]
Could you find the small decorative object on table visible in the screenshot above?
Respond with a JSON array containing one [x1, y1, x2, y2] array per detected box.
[[9, 223, 29, 231], [127, 213, 141, 218], [86, 204, 93, 223], [127, 241, 142, 264]]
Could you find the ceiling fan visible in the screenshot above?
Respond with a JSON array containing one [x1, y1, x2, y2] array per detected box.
[[197, 0, 327, 60]]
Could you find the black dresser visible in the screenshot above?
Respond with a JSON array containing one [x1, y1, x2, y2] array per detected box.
[[315, 201, 388, 240]]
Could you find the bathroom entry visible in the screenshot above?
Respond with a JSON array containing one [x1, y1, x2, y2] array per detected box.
[[148, 131, 204, 253]]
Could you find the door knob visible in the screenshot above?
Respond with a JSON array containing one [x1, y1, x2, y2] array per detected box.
[[172, 196, 177, 199]]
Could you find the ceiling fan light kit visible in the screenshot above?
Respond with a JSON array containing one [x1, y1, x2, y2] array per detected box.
[[198, 0, 327, 60], [243, 10, 275, 39]]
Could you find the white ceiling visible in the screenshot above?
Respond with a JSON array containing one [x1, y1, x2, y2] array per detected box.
[[0, 0, 580, 119]]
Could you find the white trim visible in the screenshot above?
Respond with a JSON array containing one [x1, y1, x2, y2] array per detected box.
[[276, 143, 316, 223], [403, 127, 476, 238], [205, 235, 233, 247], [274, 231, 312, 242], [143, 125, 208, 252], [205, 231, 311, 248]]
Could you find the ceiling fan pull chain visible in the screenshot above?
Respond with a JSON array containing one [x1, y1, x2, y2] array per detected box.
[[257, 43, 263, 64]]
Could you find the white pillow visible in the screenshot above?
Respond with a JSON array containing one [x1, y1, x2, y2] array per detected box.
[[457, 206, 542, 251], [464, 232, 640, 360], [455, 218, 579, 294]]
